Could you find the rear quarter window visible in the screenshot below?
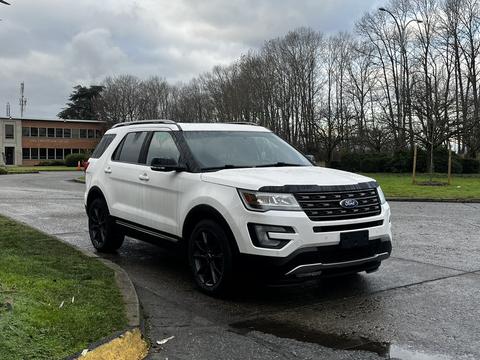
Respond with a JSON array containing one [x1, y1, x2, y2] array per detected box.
[[91, 134, 116, 159]]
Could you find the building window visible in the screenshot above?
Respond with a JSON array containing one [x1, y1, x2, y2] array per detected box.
[[64, 149, 71, 157], [64, 129, 71, 138], [5, 124, 14, 139], [96, 129, 102, 138], [72, 128, 80, 138], [48, 128, 55, 138], [72, 149, 79, 154], [40, 148, 47, 160], [88, 129, 94, 138], [56, 128, 63, 138], [31, 127, 39, 137], [22, 148, 30, 160], [31, 148, 39, 160], [48, 148, 55, 160], [22, 127, 30, 137], [80, 129, 87, 138], [55, 148, 63, 160], [39, 128, 47, 137]]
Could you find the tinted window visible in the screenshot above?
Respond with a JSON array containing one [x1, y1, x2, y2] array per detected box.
[[48, 128, 55, 138], [183, 131, 311, 170], [91, 134, 116, 159], [5, 125, 14, 139], [56, 128, 63, 138], [31, 148, 39, 160], [64, 129, 71, 138], [22, 127, 30, 136], [22, 148, 30, 159], [80, 129, 87, 138], [39, 148, 47, 159], [39, 128, 47, 137], [114, 132, 147, 164], [145, 132, 180, 166], [30, 127, 38, 137]]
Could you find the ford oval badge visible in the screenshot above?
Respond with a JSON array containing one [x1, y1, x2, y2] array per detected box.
[[340, 198, 359, 209]]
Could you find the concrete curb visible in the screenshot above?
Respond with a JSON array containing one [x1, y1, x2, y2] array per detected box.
[[387, 197, 480, 203], [98, 259, 141, 328]]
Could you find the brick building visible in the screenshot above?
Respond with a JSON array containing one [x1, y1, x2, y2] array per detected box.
[[0, 117, 106, 166]]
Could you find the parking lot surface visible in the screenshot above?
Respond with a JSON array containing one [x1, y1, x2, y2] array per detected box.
[[0, 171, 478, 359]]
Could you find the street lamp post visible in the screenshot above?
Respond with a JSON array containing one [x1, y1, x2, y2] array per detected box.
[[378, 7, 422, 151]]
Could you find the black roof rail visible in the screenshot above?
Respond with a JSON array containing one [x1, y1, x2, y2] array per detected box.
[[112, 120, 182, 130]]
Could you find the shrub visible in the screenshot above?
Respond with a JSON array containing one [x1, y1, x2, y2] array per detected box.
[[65, 153, 89, 167], [37, 160, 65, 166], [0, 167, 7, 175], [460, 158, 480, 174]]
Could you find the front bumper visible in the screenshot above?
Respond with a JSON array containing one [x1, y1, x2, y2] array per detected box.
[[227, 201, 392, 281], [229, 202, 392, 257], [238, 236, 391, 281]]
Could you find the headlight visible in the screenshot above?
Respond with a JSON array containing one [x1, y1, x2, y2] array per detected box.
[[238, 189, 301, 212], [377, 186, 386, 204]]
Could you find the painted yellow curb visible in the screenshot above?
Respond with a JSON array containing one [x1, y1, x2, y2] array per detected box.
[[77, 328, 149, 360]]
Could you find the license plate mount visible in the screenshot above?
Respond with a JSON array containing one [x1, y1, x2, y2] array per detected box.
[[340, 230, 369, 249]]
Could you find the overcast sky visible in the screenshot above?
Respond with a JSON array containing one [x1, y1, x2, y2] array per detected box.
[[0, 0, 382, 118]]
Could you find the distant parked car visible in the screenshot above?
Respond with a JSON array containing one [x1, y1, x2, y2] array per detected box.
[[84, 121, 392, 295]]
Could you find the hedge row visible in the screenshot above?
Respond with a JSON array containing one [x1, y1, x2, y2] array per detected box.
[[329, 149, 480, 174], [65, 153, 90, 167]]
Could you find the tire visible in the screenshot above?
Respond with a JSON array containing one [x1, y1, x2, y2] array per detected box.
[[188, 219, 234, 295], [88, 198, 124, 252]]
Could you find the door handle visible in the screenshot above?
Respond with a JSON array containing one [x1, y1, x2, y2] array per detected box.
[[104, 167, 112, 174], [138, 173, 149, 181]]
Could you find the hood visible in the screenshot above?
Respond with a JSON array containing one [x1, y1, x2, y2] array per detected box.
[[200, 166, 375, 191]]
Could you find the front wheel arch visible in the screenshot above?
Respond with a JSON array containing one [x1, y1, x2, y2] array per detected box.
[[182, 205, 239, 255]]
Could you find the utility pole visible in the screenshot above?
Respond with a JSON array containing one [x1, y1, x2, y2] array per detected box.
[[19, 82, 27, 118], [6, 102, 10, 118]]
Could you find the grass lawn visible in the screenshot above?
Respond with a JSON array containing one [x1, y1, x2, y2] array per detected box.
[[0, 216, 127, 360], [5, 166, 78, 174], [365, 173, 480, 200]]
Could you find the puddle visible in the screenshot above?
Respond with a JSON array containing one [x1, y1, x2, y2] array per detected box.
[[230, 319, 454, 359]]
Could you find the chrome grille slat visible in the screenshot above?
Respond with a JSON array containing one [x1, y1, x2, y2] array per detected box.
[[294, 187, 382, 221]]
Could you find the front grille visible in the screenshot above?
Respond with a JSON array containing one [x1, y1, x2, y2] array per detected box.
[[294, 187, 382, 221]]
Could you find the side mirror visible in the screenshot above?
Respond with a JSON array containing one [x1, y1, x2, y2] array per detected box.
[[150, 157, 186, 172], [305, 154, 316, 164]]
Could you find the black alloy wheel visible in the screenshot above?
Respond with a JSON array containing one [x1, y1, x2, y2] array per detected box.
[[189, 220, 233, 295], [88, 198, 124, 252]]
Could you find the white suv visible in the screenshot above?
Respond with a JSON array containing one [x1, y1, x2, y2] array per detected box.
[[85, 120, 392, 294]]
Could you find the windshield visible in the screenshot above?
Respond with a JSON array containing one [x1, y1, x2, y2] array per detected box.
[[182, 131, 312, 170]]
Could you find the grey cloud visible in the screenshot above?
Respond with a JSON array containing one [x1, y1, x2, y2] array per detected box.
[[0, 0, 381, 118]]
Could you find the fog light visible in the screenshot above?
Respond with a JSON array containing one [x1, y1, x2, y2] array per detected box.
[[248, 224, 294, 249]]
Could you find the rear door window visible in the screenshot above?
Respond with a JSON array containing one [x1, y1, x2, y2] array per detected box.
[[113, 132, 148, 164]]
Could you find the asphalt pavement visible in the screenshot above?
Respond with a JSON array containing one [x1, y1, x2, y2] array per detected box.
[[0, 171, 478, 360]]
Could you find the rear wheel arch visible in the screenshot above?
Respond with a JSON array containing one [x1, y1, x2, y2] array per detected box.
[[182, 204, 239, 254], [87, 186, 108, 212]]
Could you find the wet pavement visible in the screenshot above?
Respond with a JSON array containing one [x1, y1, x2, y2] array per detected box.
[[0, 171, 479, 360]]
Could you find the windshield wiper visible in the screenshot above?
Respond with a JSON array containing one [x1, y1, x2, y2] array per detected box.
[[255, 162, 305, 168], [200, 165, 251, 172]]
